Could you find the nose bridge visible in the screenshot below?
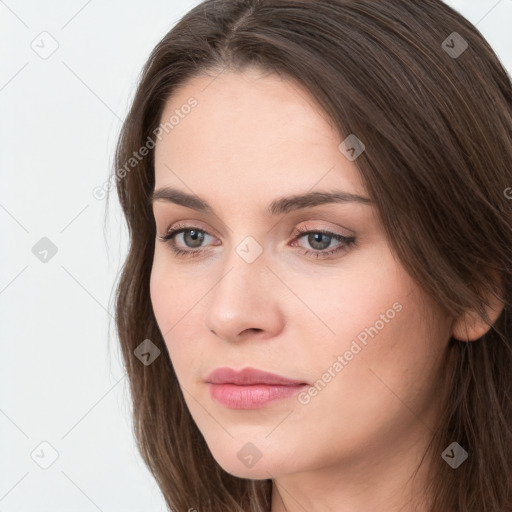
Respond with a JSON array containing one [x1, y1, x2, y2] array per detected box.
[[215, 232, 268, 299]]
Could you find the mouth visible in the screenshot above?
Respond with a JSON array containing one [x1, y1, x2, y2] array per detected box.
[[205, 367, 309, 409]]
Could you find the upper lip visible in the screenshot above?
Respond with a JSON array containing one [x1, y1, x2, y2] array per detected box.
[[205, 367, 307, 386]]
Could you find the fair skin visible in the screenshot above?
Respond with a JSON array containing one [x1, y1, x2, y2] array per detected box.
[[149, 67, 501, 512]]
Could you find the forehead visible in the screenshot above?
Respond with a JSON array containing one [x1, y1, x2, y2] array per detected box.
[[153, 69, 367, 201]]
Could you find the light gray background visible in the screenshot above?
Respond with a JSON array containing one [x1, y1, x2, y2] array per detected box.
[[1, 1, 511, 510]]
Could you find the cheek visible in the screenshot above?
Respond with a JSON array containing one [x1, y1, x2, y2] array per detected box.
[[149, 251, 195, 331], [309, 252, 409, 343], [291, 288, 449, 464], [149, 253, 206, 369], [331, 283, 450, 427], [308, 257, 448, 413], [149, 256, 171, 331]]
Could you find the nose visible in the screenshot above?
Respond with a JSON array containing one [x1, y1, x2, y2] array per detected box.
[[202, 250, 284, 344]]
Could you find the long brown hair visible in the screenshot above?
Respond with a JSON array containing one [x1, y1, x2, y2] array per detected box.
[[107, 1, 512, 510]]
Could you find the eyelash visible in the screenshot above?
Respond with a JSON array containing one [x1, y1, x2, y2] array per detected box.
[[157, 223, 356, 260]]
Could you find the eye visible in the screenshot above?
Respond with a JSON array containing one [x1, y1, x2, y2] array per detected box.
[[290, 225, 356, 259], [157, 223, 356, 260], [157, 223, 217, 259]]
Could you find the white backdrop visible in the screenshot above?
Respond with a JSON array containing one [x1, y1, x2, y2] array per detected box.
[[1, 1, 511, 510]]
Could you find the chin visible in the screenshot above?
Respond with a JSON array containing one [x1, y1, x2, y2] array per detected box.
[[210, 455, 264, 479], [208, 442, 296, 481], [224, 465, 272, 480]]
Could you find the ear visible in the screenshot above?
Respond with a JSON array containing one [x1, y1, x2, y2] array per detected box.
[[451, 281, 505, 342]]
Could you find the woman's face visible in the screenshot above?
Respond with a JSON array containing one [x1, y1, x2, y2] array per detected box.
[[150, 67, 454, 481]]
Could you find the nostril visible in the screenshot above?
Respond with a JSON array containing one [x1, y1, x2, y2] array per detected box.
[[239, 328, 264, 337]]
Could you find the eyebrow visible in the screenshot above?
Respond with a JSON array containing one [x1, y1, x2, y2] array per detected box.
[[150, 187, 372, 215]]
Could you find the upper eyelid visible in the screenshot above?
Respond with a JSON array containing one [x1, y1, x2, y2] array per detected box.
[[163, 224, 343, 234], [160, 217, 355, 233], [163, 224, 214, 238]]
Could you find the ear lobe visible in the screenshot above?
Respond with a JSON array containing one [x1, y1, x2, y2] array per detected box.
[[451, 285, 505, 342]]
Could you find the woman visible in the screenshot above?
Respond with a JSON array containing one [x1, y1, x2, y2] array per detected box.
[[108, 0, 512, 510]]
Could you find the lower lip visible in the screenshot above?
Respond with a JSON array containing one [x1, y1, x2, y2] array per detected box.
[[207, 383, 307, 409]]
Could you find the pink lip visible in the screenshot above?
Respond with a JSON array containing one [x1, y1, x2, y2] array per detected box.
[[205, 367, 308, 409], [206, 367, 307, 386]]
